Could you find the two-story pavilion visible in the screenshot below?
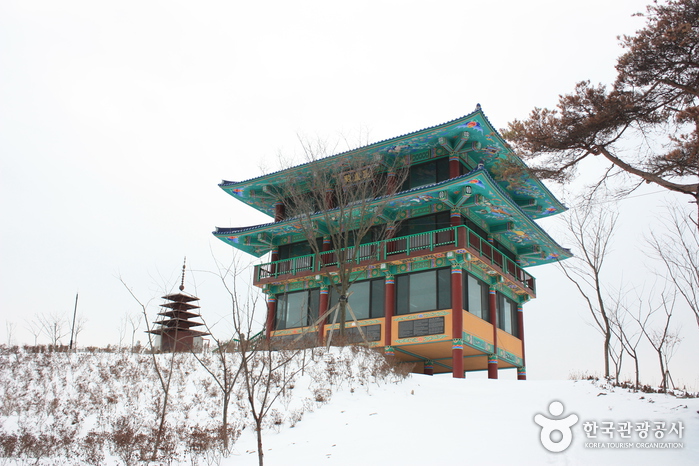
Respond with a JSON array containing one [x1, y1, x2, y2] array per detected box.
[[214, 107, 571, 378]]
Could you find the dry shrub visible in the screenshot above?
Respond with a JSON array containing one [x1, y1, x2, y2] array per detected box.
[[314, 388, 332, 403]]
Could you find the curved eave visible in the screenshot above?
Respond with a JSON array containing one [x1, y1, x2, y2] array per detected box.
[[219, 107, 566, 219], [214, 169, 572, 267]]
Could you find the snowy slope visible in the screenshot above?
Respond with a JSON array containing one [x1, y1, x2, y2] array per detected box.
[[230, 376, 697, 466], [0, 347, 696, 465]]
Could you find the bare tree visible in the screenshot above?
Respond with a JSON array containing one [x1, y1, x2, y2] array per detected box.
[[609, 289, 645, 388], [5, 321, 16, 346], [71, 315, 87, 350], [274, 136, 409, 338], [187, 257, 251, 452], [127, 312, 141, 350], [25, 315, 42, 346], [558, 199, 620, 377], [117, 315, 127, 348], [647, 201, 699, 330], [120, 278, 177, 461], [208, 252, 305, 466], [631, 289, 683, 391], [37, 312, 69, 348], [238, 337, 304, 466], [117, 312, 142, 350]]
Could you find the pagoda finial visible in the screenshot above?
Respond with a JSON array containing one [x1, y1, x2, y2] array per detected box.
[[180, 257, 186, 291], [475, 103, 482, 111]]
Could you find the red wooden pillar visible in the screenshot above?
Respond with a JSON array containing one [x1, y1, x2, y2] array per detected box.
[[265, 295, 276, 340], [384, 275, 395, 356], [517, 305, 526, 380], [387, 170, 397, 195], [318, 286, 329, 345], [449, 155, 461, 179], [424, 360, 434, 376], [451, 266, 464, 378], [270, 248, 279, 275], [325, 188, 334, 208], [274, 202, 285, 222], [321, 236, 331, 267], [488, 288, 498, 379], [451, 210, 464, 249]]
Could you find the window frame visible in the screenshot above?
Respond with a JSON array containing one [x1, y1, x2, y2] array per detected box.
[[329, 278, 385, 321], [464, 273, 490, 322], [497, 292, 519, 337], [275, 289, 320, 330], [401, 157, 450, 191], [395, 267, 451, 315]]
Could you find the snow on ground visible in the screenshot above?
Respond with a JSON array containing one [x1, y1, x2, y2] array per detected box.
[[0, 347, 696, 465], [230, 376, 698, 466]]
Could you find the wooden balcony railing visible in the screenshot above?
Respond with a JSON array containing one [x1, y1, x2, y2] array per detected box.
[[255, 225, 536, 293]]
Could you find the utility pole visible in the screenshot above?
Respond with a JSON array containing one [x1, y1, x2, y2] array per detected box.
[[69, 293, 78, 350]]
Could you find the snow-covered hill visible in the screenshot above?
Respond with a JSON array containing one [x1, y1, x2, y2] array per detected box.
[[232, 376, 697, 465], [0, 347, 696, 465]]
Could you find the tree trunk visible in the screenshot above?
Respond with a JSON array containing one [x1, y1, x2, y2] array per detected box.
[[222, 391, 230, 449], [255, 418, 264, 466], [657, 352, 667, 392], [603, 321, 611, 378]]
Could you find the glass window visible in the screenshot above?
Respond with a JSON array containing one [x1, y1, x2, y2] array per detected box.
[[278, 241, 314, 260], [409, 270, 435, 313], [437, 268, 452, 310], [285, 292, 308, 328], [349, 281, 370, 320], [396, 212, 451, 238], [370, 280, 385, 319], [396, 268, 451, 315], [497, 293, 518, 337], [275, 289, 320, 330], [402, 158, 450, 191], [465, 274, 490, 321], [329, 278, 385, 321]]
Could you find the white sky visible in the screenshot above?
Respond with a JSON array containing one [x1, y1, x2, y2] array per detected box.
[[1, 0, 696, 387]]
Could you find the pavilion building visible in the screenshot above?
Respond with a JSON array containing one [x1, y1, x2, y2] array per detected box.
[[213, 107, 571, 378]]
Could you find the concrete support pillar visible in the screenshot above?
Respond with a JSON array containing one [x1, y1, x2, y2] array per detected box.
[[517, 305, 527, 380], [488, 288, 499, 379], [451, 266, 464, 379]]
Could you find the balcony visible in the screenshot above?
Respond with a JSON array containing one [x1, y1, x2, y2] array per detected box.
[[255, 225, 536, 295]]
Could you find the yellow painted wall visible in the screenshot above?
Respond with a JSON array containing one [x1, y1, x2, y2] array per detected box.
[[497, 329, 523, 358], [462, 310, 494, 345]]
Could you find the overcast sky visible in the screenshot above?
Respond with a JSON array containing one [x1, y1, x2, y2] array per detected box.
[[1, 0, 696, 387]]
